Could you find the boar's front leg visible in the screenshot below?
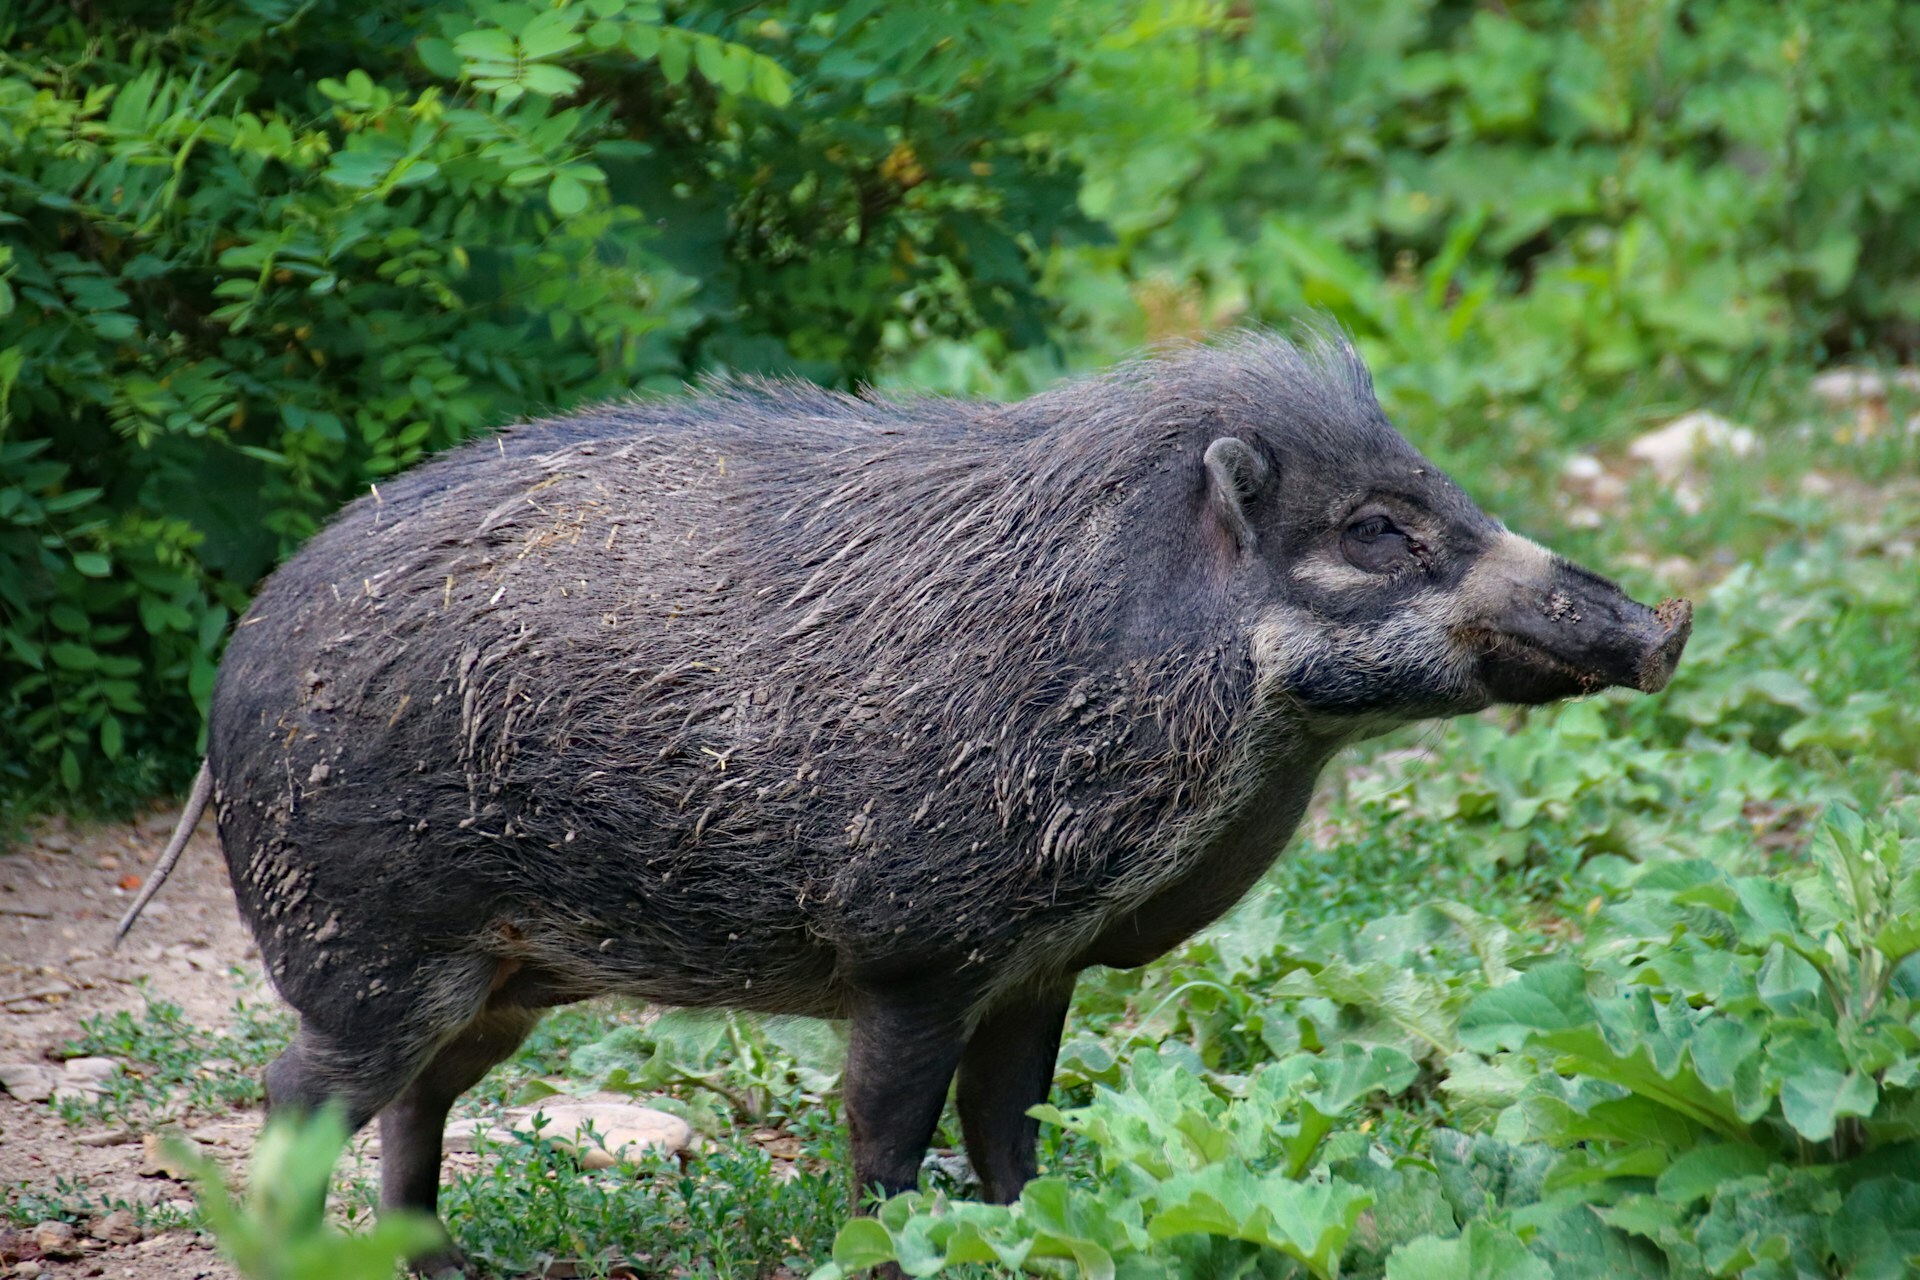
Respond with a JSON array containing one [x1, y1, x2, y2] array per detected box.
[[956, 982, 1074, 1204], [843, 991, 969, 1207], [380, 1004, 543, 1215]]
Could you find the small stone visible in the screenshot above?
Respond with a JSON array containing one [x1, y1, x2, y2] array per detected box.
[[99, 1181, 170, 1209], [1810, 367, 1920, 405], [1812, 367, 1888, 404], [442, 1117, 509, 1154], [1561, 453, 1605, 482], [751, 1129, 803, 1160], [140, 1132, 202, 1179], [87, 1209, 141, 1246], [1627, 411, 1758, 480], [12, 1261, 47, 1278], [61, 1057, 121, 1085], [0, 1063, 58, 1103], [507, 1097, 693, 1166], [77, 1128, 134, 1148], [32, 1221, 75, 1257], [188, 1119, 257, 1148]]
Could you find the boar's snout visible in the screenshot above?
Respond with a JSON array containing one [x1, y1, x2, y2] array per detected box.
[[1634, 597, 1694, 694], [1462, 534, 1692, 705]]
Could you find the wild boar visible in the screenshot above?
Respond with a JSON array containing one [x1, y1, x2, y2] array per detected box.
[[121, 332, 1689, 1267]]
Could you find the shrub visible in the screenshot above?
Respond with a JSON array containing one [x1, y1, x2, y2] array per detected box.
[[0, 0, 1096, 806]]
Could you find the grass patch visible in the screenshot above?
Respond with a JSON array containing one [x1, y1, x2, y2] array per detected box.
[[55, 988, 292, 1129]]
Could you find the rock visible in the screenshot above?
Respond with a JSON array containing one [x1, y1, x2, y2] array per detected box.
[[76, 1128, 134, 1148], [1561, 453, 1605, 482], [99, 1181, 172, 1208], [750, 1128, 803, 1161], [1627, 411, 1758, 480], [509, 1097, 693, 1168], [188, 1119, 257, 1148], [1810, 367, 1920, 405], [60, 1057, 121, 1085], [31, 1221, 75, 1258], [11, 1261, 47, 1278], [87, 1210, 141, 1246], [0, 1063, 58, 1104], [921, 1149, 975, 1187], [442, 1117, 509, 1154], [140, 1132, 202, 1179]]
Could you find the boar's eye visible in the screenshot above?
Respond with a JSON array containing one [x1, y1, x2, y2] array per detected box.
[[1343, 513, 1411, 573], [1347, 515, 1394, 541]]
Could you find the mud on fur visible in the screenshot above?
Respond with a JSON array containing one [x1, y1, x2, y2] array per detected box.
[[123, 330, 1691, 1271]]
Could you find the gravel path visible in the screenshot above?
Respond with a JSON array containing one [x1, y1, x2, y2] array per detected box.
[[2, 804, 256, 1279]]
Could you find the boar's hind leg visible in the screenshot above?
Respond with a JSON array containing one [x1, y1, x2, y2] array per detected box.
[[262, 953, 503, 1142], [955, 982, 1074, 1204], [843, 995, 969, 1207], [379, 1003, 542, 1216]]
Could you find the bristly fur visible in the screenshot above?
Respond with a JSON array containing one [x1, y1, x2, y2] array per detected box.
[[180, 327, 1690, 1228], [211, 332, 1405, 1036]]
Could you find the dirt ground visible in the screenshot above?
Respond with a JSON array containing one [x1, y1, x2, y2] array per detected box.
[[1, 804, 256, 1279]]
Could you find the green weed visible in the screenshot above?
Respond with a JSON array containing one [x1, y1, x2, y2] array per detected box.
[[55, 989, 291, 1128]]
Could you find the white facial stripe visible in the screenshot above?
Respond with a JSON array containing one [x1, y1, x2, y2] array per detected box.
[[1288, 557, 1377, 593], [1456, 531, 1553, 622]]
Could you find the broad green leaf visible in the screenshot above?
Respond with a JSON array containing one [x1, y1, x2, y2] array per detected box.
[[829, 1217, 896, 1269], [1386, 1222, 1551, 1280], [1873, 912, 1920, 964], [549, 174, 590, 217], [1531, 1026, 1751, 1141], [1778, 1065, 1877, 1143], [1653, 1142, 1772, 1203], [518, 9, 582, 60], [1149, 1167, 1372, 1275], [1831, 1177, 1920, 1280], [1457, 962, 1591, 1053]]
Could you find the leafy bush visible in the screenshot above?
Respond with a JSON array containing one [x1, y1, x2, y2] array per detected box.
[[1029, 0, 1920, 414], [0, 0, 1095, 805]]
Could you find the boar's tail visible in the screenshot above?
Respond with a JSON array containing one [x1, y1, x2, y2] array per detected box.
[[112, 761, 212, 950]]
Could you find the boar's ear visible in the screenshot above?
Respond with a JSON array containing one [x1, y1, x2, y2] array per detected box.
[[1204, 437, 1268, 555]]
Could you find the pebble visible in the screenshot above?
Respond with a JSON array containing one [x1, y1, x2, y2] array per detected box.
[[31, 1220, 75, 1257], [1561, 453, 1605, 482], [504, 1097, 693, 1168], [77, 1128, 134, 1147], [88, 1210, 141, 1246], [1627, 411, 1757, 481], [188, 1119, 256, 1148], [0, 1063, 58, 1104], [60, 1057, 121, 1085], [140, 1132, 203, 1179], [1810, 367, 1920, 405]]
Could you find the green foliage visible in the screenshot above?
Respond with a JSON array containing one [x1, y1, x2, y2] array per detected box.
[[816, 1044, 1413, 1280], [0, 0, 1095, 805], [440, 1116, 846, 1278], [1443, 806, 1920, 1277], [1, 1175, 194, 1233], [175, 1107, 444, 1280], [54, 990, 292, 1127], [1026, 0, 1920, 413]]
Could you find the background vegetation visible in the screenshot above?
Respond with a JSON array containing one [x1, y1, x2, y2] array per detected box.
[[4, 0, 1920, 1276]]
